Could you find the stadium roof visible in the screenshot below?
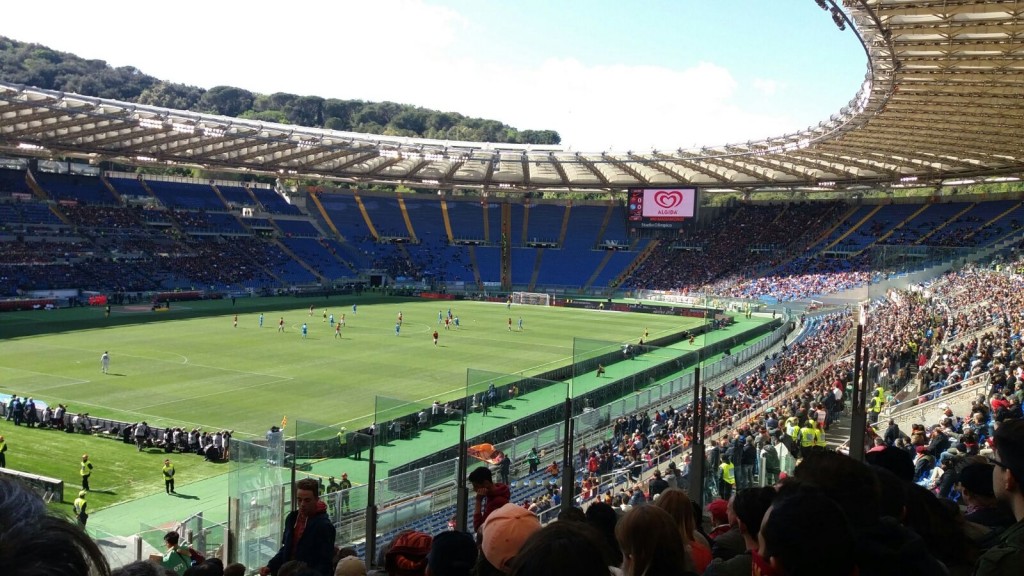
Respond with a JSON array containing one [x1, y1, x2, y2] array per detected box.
[[1, 0, 1023, 194]]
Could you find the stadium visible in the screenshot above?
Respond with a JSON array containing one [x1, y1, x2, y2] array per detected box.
[[2, 1, 1024, 575]]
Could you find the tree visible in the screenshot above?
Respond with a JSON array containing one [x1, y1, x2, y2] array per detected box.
[[136, 82, 205, 109], [199, 86, 255, 117]]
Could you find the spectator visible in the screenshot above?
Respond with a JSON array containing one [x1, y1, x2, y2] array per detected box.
[[0, 477, 110, 576], [424, 531, 476, 576], [757, 486, 857, 576], [261, 478, 335, 576], [973, 419, 1024, 575], [615, 505, 694, 576], [468, 466, 511, 534], [383, 530, 431, 576], [481, 503, 541, 573], [508, 521, 611, 576], [704, 487, 775, 576], [652, 488, 711, 573]]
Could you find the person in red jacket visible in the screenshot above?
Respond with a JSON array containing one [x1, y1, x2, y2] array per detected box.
[[468, 466, 510, 534]]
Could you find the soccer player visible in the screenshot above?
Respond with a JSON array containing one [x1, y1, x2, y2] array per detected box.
[[301, 323, 308, 339], [454, 316, 460, 329], [259, 313, 264, 328], [395, 322, 401, 336], [323, 309, 327, 322], [438, 310, 443, 325], [278, 317, 285, 332], [507, 297, 511, 310], [334, 323, 342, 339], [352, 304, 357, 315], [233, 314, 238, 328], [508, 318, 512, 331], [397, 311, 403, 325], [329, 313, 334, 327], [597, 364, 606, 377], [444, 317, 451, 330], [100, 351, 110, 374], [309, 305, 314, 317], [433, 330, 439, 346], [518, 317, 524, 331], [340, 313, 346, 327]]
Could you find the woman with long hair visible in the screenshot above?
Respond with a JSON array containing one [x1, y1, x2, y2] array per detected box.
[[652, 488, 712, 573], [616, 505, 697, 576]]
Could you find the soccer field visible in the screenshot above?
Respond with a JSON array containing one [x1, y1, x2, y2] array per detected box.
[[1, 297, 703, 439]]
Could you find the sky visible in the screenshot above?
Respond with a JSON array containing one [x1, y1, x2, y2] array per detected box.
[[0, 0, 866, 152]]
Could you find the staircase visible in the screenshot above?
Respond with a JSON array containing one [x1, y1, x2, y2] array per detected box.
[[467, 246, 483, 290], [965, 201, 1024, 241], [528, 248, 544, 292], [821, 205, 882, 253], [353, 192, 379, 239], [592, 201, 616, 246], [99, 175, 125, 204], [308, 191, 345, 240], [861, 202, 931, 251], [608, 239, 660, 290], [882, 372, 990, 433], [583, 250, 616, 291], [915, 203, 976, 245], [440, 198, 455, 243], [557, 202, 572, 246], [272, 238, 328, 284], [397, 194, 417, 242]]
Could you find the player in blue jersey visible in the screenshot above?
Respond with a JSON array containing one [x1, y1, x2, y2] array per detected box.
[[259, 313, 264, 328], [301, 323, 308, 339]]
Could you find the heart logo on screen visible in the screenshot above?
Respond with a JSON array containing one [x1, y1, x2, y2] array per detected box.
[[654, 190, 683, 209]]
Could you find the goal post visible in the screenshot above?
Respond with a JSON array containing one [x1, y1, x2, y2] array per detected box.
[[511, 291, 551, 306]]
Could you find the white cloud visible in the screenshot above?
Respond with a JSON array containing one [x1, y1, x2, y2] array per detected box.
[[752, 78, 783, 97], [0, 1, 805, 151]]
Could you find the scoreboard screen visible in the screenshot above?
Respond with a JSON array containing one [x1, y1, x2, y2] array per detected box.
[[627, 188, 697, 229]]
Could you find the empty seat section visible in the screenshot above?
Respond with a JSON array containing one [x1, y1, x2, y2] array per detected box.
[[219, 184, 258, 208], [108, 177, 151, 200], [35, 172, 116, 205], [929, 200, 1016, 246], [275, 219, 320, 237], [0, 168, 29, 193], [403, 198, 473, 282], [523, 204, 561, 245], [475, 246, 501, 283], [377, 198, 410, 239], [592, 243, 648, 287], [536, 205, 605, 288], [841, 204, 921, 251], [281, 237, 353, 279], [510, 247, 536, 285], [882, 202, 969, 245], [319, 194, 378, 268], [147, 180, 225, 211], [447, 199, 485, 242], [808, 205, 875, 251], [251, 187, 303, 215]]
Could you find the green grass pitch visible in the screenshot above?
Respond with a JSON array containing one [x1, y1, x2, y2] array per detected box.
[[1, 296, 710, 517], [2, 297, 700, 437]]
